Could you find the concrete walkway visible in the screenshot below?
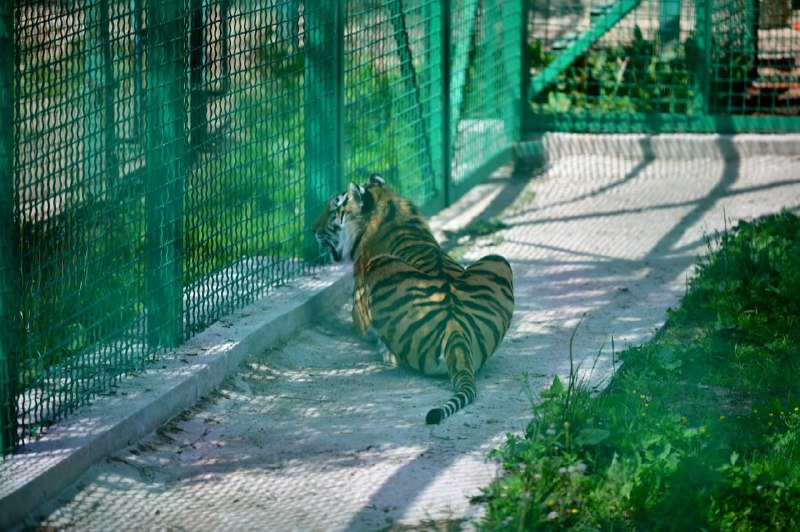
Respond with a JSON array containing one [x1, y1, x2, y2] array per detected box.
[[17, 135, 800, 530]]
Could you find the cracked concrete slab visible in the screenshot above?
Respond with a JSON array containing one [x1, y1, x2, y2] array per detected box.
[[13, 134, 800, 531]]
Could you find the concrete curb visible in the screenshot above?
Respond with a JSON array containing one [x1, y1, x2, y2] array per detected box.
[[0, 265, 352, 530], [520, 132, 800, 161]]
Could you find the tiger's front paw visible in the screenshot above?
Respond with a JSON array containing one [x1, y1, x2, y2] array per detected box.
[[377, 340, 401, 366], [362, 326, 379, 344]]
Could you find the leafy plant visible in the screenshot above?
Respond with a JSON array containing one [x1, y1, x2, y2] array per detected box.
[[531, 26, 697, 115]]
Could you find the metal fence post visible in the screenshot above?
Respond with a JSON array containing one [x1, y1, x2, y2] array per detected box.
[[145, 1, 186, 348], [441, 0, 452, 206], [0, 0, 18, 454], [503, 0, 523, 146], [303, 0, 344, 261], [84, 0, 118, 200], [692, 0, 712, 114]]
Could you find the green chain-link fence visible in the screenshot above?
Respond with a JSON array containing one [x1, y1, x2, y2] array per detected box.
[[0, 0, 522, 454], [526, 0, 800, 133]]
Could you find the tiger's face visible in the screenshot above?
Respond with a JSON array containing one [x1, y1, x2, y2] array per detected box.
[[311, 174, 385, 262]]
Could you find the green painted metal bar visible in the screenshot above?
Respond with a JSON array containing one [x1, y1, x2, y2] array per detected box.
[[448, 0, 479, 172], [0, 0, 17, 456], [527, 0, 644, 100], [692, 0, 712, 114], [84, 0, 118, 200], [303, 0, 344, 261], [441, 0, 452, 206], [387, 0, 436, 186], [145, 1, 186, 348], [503, 0, 524, 146]]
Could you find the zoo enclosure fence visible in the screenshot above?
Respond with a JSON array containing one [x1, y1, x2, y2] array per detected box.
[[1, 0, 799, 455], [0, 0, 522, 455]]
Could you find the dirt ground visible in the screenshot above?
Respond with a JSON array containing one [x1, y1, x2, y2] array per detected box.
[[20, 136, 800, 531]]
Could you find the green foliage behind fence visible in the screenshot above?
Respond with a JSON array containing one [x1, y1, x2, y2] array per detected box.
[[0, 0, 522, 454]]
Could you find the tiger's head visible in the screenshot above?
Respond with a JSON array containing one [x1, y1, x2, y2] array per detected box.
[[312, 173, 386, 262]]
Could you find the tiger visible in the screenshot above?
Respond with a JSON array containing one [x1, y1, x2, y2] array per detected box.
[[312, 174, 514, 424]]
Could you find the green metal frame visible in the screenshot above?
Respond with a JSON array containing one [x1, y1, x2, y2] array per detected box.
[[528, 112, 800, 134], [0, 0, 17, 454], [303, 0, 344, 261], [145, 1, 186, 348]]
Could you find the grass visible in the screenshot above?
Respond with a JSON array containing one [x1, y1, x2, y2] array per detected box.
[[479, 210, 800, 530]]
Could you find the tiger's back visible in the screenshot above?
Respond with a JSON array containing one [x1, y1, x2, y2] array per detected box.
[[312, 174, 514, 423]]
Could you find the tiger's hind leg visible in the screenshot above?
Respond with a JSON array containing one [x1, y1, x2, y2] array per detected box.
[[452, 254, 514, 370], [362, 254, 449, 375]]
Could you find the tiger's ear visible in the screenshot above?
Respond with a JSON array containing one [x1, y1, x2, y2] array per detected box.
[[347, 182, 365, 208], [368, 174, 385, 186]]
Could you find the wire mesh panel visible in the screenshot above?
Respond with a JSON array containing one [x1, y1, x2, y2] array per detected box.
[[2, 0, 521, 454], [526, 0, 800, 133], [343, 0, 442, 208], [183, 0, 312, 336], [14, 0, 151, 447], [709, 0, 800, 116], [451, 0, 521, 189]]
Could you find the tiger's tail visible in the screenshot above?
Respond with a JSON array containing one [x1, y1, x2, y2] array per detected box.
[[425, 331, 476, 424]]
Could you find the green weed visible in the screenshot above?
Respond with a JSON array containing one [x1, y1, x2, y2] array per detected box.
[[531, 27, 696, 115]]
